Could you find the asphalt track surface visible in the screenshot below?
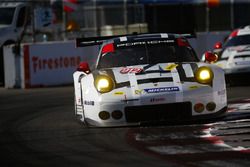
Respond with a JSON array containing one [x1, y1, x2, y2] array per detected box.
[[0, 86, 250, 167]]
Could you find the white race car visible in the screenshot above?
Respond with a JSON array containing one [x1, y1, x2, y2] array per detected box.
[[73, 33, 227, 127], [212, 25, 250, 57], [213, 26, 250, 85], [215, 45, 250, 74]]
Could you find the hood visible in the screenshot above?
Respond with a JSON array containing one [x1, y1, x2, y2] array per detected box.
[[225, 45, 250, 52], [95, 62, 199, 91], [215, 45, 250, 69]]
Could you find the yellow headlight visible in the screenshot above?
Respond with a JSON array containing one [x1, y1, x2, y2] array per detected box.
[[98, 78, 109, 89], [94, 75, 114, 93], [195, 66, 214, 84]]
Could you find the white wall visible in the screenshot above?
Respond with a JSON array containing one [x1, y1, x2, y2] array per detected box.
[[4, 41, 99, 88]]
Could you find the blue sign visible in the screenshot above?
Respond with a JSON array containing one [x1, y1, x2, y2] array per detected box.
[[144, 86, 179, 93]]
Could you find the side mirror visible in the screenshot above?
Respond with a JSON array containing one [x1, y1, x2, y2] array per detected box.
[[213, 42, 222, 49], [204, 51, 218, 63], [77, 62, 90, 74]]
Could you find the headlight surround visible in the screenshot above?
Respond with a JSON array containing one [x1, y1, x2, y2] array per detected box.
[[94, 75, 114, 93], [195, 66, 214, 84]]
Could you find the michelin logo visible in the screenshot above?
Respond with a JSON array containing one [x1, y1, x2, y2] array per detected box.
[[144, 87, 179, 93]]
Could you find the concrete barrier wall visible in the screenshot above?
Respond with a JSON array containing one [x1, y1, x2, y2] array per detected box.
[[4, 41, 99, 88], [3, 46, 17, 88]]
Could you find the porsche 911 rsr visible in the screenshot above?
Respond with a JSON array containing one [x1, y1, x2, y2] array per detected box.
[[215, 45, 250, 85], [73, 33, 227, 127], [210, 26, 250, 85], [212, 25, 250, 58]]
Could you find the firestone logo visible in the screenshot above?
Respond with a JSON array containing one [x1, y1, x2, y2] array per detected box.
[[32, 56, 81, 73]]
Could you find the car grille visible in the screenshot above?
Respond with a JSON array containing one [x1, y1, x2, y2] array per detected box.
[[125, 102, 192, 123]]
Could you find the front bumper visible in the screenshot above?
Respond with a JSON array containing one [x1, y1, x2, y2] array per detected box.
[[85, 105, 227, 127], [83, 89, 227, 127], [85, 98, 227, 126]]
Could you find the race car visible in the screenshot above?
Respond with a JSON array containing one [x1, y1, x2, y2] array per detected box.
[[212, 25, 250, 57], [212, 25, 250, 85], [73, 33, 227, 127], [215, 45, 250, 85]]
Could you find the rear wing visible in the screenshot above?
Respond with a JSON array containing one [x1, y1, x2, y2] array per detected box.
[[176, 33, 196, 39], [75, 35, 120, 47], [75, 33, 196, 48]]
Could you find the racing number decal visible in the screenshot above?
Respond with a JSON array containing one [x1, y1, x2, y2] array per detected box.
[[120, 67, 143, 74]]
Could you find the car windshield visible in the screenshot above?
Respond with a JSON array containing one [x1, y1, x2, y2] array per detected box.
[[224, 35, 250, 48], [98, 42, 198, 69], [0, 7, 15, 25]]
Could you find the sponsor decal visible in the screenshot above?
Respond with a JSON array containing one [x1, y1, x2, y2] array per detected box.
[[84, 100, 95, 106], [165, 63, 178, 71], [121, 99, 139, 102], [134, 89, 145, 95], [114, 92, 124, 95], [116, 40, 175, 48], [150, 97, 165, 102], [189, 85, 200, 90], [216, 63, 224, 68], [120, 67, 143, 74], [144, 86, 179, 93]]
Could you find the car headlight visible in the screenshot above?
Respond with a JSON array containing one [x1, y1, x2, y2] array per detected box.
[[94, 75, 114, 93], [195, 66, 214, 84]]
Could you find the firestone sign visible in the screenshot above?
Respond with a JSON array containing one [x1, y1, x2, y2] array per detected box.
[[22, 41, 98, 88]]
